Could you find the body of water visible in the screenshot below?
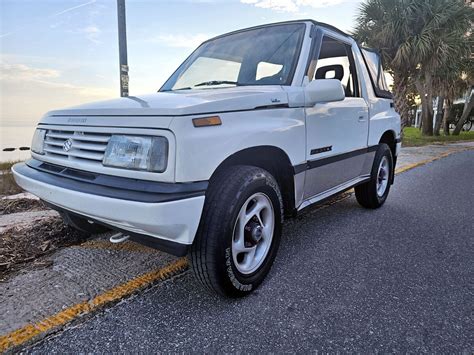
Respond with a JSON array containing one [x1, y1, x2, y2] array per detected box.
[[1, 123, 36, 163]]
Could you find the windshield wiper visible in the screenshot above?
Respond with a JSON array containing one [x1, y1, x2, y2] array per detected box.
[[194, 80, 239, 87], [162, 81, 238, 92], [160, 87, 192, 92]]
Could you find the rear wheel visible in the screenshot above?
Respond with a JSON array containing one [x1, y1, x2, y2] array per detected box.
[[189, 165, 283, 297], [59, 211, 110, 234], [355, 143, 393, 209]]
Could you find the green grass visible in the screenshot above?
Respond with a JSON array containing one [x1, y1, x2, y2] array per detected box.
[[402, 127, 474, 147]]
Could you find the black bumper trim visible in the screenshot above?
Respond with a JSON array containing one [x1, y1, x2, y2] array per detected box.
[[17, 159, 208, 203], [128, 233, 189, 257]]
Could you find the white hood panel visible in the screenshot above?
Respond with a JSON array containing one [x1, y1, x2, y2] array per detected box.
[[41, 86, 289, 128]]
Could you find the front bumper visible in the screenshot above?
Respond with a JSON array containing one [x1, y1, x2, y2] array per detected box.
[[12, 160, 207, 256]]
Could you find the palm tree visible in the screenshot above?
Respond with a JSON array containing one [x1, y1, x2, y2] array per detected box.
[[354, 0, 414, 130], [452, 48, 474, 135], [410, 0, 472, 136], [432, 52, 472, 135], [354, 0, 473, 136], [452, 87, 474, 135]]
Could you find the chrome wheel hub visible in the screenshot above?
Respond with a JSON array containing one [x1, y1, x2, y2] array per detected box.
[[232, 192, 274, 275], [246, 222, 263, 244]]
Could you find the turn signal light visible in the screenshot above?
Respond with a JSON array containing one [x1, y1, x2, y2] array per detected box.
[[192, 116, 222, 127]]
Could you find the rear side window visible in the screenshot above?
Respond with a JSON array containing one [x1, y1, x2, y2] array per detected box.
[[361, 48, 392, 99]]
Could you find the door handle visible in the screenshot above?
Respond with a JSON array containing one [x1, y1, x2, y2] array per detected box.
[[358, 116, 366, 122]]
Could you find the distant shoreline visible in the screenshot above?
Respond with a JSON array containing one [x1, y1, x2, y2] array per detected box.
[[1, 124, 35, 163]]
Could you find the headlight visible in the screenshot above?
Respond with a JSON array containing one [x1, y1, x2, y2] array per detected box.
[[103, 135, 168, 172], [31, 129, 46, 155]]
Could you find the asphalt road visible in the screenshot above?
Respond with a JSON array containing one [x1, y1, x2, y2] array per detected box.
[[30, 150, 474, 353]]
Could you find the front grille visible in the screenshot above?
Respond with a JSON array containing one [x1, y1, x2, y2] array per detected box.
[[43, 129, 111, 163]]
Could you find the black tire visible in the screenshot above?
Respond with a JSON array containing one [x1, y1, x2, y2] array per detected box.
[[59, 211, 110, 234], [355, 143, 393, 209], [189, 165, 283, 297]]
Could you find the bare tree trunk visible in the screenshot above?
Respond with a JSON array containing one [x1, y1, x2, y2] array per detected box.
[[406, 109, 413, 127], [392, 72, 410, 132], [421, 98, 432, 136], [443, 98, 452, 136], [434, 96, 444, 136], [416, 78, 434, 136], [452, 91, 473, 135]]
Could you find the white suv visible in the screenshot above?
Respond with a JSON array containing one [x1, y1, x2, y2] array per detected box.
[[13, 21, 400, 296]]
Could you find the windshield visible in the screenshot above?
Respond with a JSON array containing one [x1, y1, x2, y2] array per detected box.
[[160, 23, 305, 92]]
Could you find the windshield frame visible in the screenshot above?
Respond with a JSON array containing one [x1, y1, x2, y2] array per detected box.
[[159, 22, 306, 92]]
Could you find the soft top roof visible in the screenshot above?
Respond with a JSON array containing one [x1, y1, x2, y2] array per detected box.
[[203, 19, 353, 45]]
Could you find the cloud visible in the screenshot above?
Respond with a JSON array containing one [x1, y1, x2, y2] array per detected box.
[[0, 62, 115, 122], [0, 62, 113, 97], [241, 0, 346, 12], [77, 25, 101, 43], [0, 0, 97, 38], [28, 79, 114, 98], [150, 33, 213, 49], [81, 25, 100, 34], [52, 0, 97, 17], [0, 63, 60, 81]]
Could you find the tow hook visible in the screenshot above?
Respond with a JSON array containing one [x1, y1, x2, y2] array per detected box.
[[109, 232, 130, 244]]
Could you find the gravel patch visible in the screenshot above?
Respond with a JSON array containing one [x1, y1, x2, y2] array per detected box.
[[0, 216, 89, 281], [0, 198, 47, 215]]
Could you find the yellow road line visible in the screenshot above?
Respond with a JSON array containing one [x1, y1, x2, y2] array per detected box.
[[395, 148, 471, 174], [0, 258, 188, 353], [1, 146, 472, 352]]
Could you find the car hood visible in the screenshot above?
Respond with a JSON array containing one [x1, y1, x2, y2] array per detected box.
[[41, 86, 289, 128]]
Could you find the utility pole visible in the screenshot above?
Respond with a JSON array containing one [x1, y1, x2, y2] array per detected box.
[[117, 0, 129, 97]]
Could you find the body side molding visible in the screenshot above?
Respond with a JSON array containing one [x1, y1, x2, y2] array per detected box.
[[293, 144, 379, 174]]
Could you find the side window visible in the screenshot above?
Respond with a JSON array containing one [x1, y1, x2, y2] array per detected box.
[[361, 47, 392, 98], [309, 36, 360, 97]]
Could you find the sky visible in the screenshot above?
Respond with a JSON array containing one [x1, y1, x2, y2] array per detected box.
[[0, 0, 363, 130]]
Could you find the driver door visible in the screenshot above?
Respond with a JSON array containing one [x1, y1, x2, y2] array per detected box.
[[303, 34, 369, 201]]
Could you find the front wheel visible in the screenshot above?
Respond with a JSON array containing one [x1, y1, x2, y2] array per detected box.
[[355, 143, 393, 209], [189, 165, 283, 297]]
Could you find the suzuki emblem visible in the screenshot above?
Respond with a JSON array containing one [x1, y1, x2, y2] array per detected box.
[[63, 138, 73, 152]]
